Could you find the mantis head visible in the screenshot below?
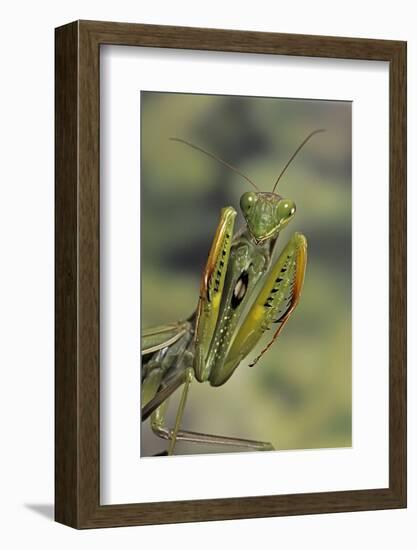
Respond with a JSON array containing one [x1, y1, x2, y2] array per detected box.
[[240, 191, 296, 244], [170, 129, 324, 245]]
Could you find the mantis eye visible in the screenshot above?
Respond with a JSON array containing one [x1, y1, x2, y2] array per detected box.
[[277, 199, 296, 222], [240, 192, 257, 213]]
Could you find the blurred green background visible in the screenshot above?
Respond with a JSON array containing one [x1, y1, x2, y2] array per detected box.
[[140, 91, 352, 457]]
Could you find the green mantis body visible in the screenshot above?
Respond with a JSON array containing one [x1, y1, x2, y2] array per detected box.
[[141, 131, 323, 456]]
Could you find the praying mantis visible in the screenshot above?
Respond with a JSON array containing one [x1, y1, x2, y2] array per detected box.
[[141, 130, 324, 456]]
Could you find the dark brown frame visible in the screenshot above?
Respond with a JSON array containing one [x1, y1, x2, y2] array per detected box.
[[55, 20, 407, 529]]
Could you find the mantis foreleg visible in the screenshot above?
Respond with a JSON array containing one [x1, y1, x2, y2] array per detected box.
[[194, 206, 236, 383], [209, 232, 307, 386]]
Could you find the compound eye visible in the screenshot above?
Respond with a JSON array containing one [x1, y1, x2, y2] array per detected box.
[[277, 199, 296, 221], [240, 192, 257, 213]]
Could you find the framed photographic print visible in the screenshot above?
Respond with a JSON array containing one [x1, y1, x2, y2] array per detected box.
[[55, 20, 407, 528]]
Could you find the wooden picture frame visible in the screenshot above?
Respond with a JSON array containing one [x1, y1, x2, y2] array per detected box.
[[55, 20, 407, 528]]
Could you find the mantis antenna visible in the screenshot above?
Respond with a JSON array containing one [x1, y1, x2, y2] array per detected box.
[[170, 137, 261, 191], [272, 129, 326, 193]]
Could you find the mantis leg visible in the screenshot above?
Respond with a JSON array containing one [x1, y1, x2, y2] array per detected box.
[[168, 367, 193, 455], [147, 366, 274, 452], [151, 403, 273, 452], [141, 326, 193, 416], [194, 206, 236, 382], [142, 204, 235, 435], [209, 232, 307, 387]]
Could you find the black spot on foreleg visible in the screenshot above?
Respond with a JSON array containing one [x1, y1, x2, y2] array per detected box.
[[231, 271, 249, 309]]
